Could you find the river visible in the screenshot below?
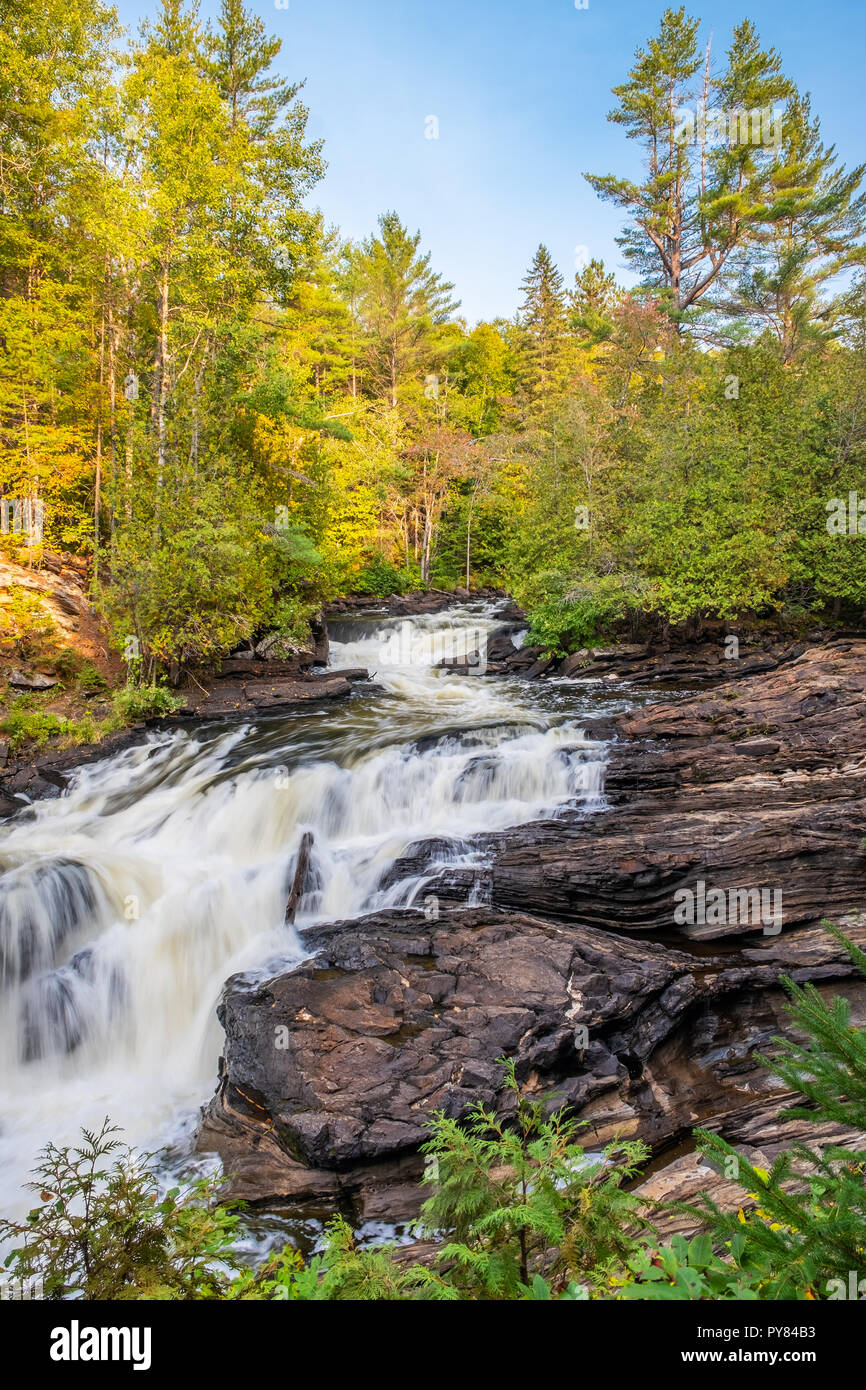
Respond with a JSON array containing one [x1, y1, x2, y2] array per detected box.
[[0, 600, 648, 1230]]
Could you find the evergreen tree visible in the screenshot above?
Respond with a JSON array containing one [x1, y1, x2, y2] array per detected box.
[[344, 211, 459, 407], [569, 258, 621, 347], [586, 10, 794, 323], [684, 927, 866, 1299], [518, 244, 568, 404], [725, 92, 866, 360]]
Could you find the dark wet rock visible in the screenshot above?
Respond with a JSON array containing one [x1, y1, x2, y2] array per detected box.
[[197, 906, 866, 1206], [324, 588, 507, 619], [184, 675, 354, 718], [414, 640, 866, 942], [521, 633, 814, 688]]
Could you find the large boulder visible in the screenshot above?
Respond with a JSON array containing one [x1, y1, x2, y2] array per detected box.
[[197, 907, 866, 1213]]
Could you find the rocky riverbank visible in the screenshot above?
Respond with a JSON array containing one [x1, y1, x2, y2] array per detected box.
[[198, 903, 866, 1222], [195, 634, 866, 1225]]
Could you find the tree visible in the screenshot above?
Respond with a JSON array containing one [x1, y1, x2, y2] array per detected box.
[[725, 92, 866, 361], [420, 1059, 648, 1298], [517, 244, 568, 403], [402, 424, 476, 585], [344, 212, 459, 407], [586, 10, 794, 323], [204, 0, 325, 293], [685, 926, 866, 1300], [0, 0, 121, 552], [569, 258, 621, 347], [448, 322, 516, 435], [0, 1119, 246, 1300]]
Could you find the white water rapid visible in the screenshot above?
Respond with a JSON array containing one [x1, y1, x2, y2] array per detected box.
[[0, 602, 608, 1222]]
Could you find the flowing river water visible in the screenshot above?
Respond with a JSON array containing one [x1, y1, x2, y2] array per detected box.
[[0, 601, 652, 1232]]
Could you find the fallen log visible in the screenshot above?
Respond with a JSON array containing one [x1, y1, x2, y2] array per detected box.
[[285, 831, 314, 924]]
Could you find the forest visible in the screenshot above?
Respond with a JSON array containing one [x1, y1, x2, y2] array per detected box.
[[2, 0, 865, 677]]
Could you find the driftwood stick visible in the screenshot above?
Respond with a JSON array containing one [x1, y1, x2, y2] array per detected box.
[[285, 831, 314, 924]]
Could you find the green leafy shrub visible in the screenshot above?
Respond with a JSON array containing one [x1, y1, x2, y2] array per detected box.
[[1, 585, 56, 659], [0, 695, 69, 751], [52, 647, 84, 682], [233, 1216, 454, 1302], [618, 1233, 765, 1300], [352, 556, 414, 597], [526, 575, 636, 656], [0, 693, 110, 752], [0, 1120, 245, 1300], [113, 683, 181, 722], [77, 662, 108, 694], [261, 595, 320, 653], [678, 924, 866, 1300]]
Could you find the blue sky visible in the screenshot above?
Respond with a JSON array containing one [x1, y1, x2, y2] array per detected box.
[[115, 0, 866, 324]]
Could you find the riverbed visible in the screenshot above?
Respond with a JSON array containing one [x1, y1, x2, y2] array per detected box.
[[0, 601, 688, 1236]]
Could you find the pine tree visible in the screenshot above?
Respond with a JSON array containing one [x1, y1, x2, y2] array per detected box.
[[688, 925, 866, 1299], [725, 93, 866, 361], [518, 244, 567, 404], [586, 11, 794, 323], [343, 212, 459, 408], [569, 258, 621, 347]]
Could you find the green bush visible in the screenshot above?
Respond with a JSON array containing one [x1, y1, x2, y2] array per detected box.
[[352, 556, 415, 597], [0, 693, 110, 752], [77, 662, 108, 694], [526, 575, 636, 656], [52, 646, 84, 682], [113, 683, 181, 723], [0, 694, 70, 751], [418, 1059, 650, 1298], [1, 585, 56, 659], [677, 924, 866, 1300], [0, 1120, 245, 1300]]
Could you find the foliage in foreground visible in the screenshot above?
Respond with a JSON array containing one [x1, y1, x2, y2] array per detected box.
[[0, 1121, 244, 1300], [4, 927, 866, 1301]]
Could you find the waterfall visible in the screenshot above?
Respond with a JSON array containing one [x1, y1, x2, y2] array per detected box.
[[0, 602, 606, 1219]]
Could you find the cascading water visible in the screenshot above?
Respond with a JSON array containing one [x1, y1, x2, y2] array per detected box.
[[0, 602, 608, 1222]]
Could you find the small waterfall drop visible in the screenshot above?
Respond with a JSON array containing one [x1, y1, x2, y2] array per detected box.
[[0, 602, 606, 1218]]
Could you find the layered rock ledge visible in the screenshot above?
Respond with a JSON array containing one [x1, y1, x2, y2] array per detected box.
[[197, 906, 866, 1217], [403, 638, 866, 939]]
